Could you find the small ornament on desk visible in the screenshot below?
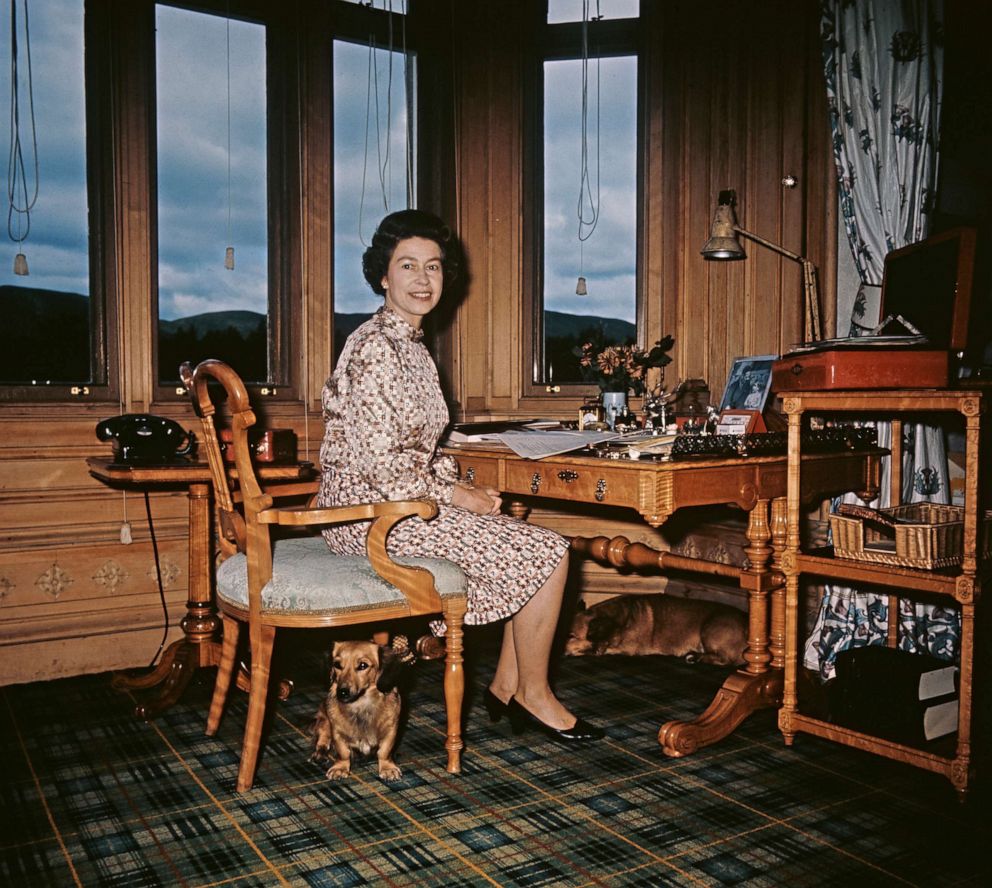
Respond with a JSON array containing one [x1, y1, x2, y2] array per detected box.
[[705, 405, 720, 436]]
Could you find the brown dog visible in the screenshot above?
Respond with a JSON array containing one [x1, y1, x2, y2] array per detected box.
[[310, 640, 412, 782], [565, 595, 747, 667]]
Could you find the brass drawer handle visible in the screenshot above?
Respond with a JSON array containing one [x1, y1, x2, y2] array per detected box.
[[530, 472, 542, 494], [557, 470, 578, 482], [464, 467, 476, 483], [595, 478, 607, 502]]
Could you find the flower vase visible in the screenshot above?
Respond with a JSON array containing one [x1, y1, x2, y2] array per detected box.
[[601, 391, 627, 430]]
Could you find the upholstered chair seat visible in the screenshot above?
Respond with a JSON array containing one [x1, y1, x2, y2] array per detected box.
[[216, 536, 466, 614]]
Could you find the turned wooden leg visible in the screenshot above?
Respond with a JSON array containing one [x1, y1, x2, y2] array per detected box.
[[441, 599, 466, 774], [768, 496, 788, 669], [742, 499, 772, 675]]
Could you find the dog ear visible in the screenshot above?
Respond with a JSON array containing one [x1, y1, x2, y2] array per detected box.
[[375, 644, 409, 693]]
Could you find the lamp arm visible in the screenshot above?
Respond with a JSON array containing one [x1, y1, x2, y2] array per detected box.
[[802, 259, 821, 341], [735, 226, 822, 342], [733, 226, 805, 263]]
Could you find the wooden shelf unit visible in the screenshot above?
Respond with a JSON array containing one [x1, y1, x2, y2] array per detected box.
[[778, 389, 984, 800]]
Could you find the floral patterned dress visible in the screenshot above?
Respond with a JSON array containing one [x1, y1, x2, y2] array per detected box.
[[317, 306, 569, 626]]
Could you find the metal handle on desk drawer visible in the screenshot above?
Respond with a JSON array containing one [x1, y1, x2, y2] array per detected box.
[[557, 470, 578, 483], [464, 467, 476, 483], [530, 472, 542, 494], [790, 363, 803, 376], [595, 479, 607, 502]]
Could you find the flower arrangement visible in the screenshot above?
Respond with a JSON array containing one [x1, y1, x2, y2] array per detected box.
[[576, 335, 675, 394]]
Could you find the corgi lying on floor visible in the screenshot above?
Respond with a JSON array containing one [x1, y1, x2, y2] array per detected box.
[[565, 595, 747, 667]]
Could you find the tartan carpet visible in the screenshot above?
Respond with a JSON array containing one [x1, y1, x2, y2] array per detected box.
[[1, 626, 988, 887]]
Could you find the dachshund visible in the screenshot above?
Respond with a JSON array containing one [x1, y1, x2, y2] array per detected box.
[[565, 594, 747, 667], [310, 639, 414, 782]]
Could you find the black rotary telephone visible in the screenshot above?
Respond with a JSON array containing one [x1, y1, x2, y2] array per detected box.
[[95, 414, 196, 463]]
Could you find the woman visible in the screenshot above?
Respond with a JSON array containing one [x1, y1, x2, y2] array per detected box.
[[317, 209, 601, 742]]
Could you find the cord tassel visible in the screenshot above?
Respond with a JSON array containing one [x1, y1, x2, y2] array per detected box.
[[224, 246, 234, 270], [13, 252, 28, 275]]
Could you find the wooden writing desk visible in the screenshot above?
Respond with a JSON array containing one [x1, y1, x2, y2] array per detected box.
[[443, 442, 883, 755], [87, 457, 317, 719]]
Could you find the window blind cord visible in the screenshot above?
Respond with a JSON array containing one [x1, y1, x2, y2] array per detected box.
[[7, 0, 39, 265], [295, 22, 310, 454], [379, 1, 393, 202], [576, 0, 601, 245], [224, 8, 234, 269], [358, 1, 398, 245], [144, 490, 170, 669]]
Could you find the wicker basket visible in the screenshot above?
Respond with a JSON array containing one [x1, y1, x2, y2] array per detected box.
[[829, 503, 966, 570]]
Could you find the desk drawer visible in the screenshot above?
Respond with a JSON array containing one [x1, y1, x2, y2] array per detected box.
[[451, 455, 500, 489], [503, 460, 640, 507]]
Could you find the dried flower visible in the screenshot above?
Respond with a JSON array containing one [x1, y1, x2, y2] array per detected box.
[[574, 335, 674, 394]]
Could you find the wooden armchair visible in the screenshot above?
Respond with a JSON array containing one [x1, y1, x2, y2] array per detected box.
[[180, 359, 467, 792]]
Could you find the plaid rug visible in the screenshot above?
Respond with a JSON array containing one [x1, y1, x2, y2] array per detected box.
[[1, 625, 988, 886]]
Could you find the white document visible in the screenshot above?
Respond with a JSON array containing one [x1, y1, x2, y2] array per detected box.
[[496, 430, 619, 459]]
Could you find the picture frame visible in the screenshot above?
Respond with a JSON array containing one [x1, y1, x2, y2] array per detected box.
[[716, 409, 767, 435], [719, 355, 777, 413]]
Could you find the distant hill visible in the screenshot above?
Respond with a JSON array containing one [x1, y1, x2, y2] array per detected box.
[[4, 288, 634, 384], [4, 285, 90, 381], [159, 310, 265, 338], [545, 310, 635, 342], [5, 284, 88, 329]]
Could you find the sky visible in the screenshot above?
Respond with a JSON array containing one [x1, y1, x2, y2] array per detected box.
[[2, 0, 638, 327]]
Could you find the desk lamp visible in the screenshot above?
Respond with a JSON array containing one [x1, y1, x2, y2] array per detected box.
[[701, 189, 822, 343]]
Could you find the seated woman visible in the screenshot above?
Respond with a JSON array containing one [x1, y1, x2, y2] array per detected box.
[[316, 209, 602, 742]]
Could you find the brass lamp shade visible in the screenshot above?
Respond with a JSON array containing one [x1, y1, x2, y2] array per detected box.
[[701, 190, 745, 260]]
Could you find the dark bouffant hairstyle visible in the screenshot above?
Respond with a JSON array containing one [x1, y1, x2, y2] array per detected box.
[[362, 209, 461, 296]]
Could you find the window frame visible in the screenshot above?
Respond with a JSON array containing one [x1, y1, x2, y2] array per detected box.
[[151, 0, 296, 403], [522, 14, 645, 399], [0, 0, 118, 404], [151, 0, 422, 404]]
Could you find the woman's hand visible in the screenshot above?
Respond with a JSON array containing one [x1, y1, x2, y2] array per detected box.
[[451, 482, 503, 516]]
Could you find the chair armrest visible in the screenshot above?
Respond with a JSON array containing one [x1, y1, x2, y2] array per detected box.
[[257, 498, 438, 527]]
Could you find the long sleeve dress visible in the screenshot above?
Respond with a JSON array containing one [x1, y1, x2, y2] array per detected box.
[[317, 306, 569, 626]]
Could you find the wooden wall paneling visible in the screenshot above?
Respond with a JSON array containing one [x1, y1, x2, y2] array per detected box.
[[115, 0, 155, 413], [451, 4, 494, 416], [486, 7, 521, 412], [778, 7, 809, 353], [299, 2, 333, 417], [678, 6, 718, 387], [640, 3, 668, 358]]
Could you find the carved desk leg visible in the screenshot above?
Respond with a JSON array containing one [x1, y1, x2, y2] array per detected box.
[[113, 482, 223, 719], [658, 498, 782, 757]]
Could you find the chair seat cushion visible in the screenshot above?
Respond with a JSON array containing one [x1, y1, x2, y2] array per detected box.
[[216, 536, 466, 615]]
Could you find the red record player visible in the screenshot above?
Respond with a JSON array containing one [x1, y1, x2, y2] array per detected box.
[[772, 227, 977, 393]]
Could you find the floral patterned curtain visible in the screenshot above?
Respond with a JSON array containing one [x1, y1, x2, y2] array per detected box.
[[803, 0, 957, 680]]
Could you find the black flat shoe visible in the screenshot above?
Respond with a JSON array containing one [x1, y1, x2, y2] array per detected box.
[[506, 697, 604, 742], [483, 688, 510, 723]]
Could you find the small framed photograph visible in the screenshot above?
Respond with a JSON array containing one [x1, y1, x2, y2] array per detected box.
[[719, 355, 777, 413]]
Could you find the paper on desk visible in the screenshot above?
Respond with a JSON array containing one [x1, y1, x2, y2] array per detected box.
[[496, 429, 619, 459]]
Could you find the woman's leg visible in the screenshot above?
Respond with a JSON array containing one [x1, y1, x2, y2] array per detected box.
[[489, 553, 579, 730]]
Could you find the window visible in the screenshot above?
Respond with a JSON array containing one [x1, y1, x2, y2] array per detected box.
[[1, 0, 106, 397], [531, 8, 640, 389], [155, 4, 268, 386], [332, 38, 414, 358], [547, 0, 639, 25]]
